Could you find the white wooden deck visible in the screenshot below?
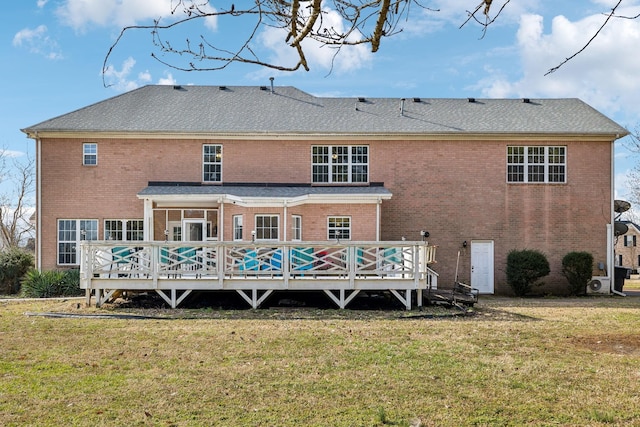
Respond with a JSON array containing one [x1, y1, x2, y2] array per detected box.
[[80, 241, 438, 309]]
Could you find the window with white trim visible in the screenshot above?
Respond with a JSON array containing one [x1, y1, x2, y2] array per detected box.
[[328, 216, 350, 240], [104, 220, 144, 241], [624, 235, 637, 247], [292, 215, 302, 241], [83, 143, 97, 166], [312, 145, 368, 183], [255, 215, 279, 240], [58, 219, 98, 265], [507, 146, 566, 183], [233, 215, 243, 241], [203, 144, 222, 182]]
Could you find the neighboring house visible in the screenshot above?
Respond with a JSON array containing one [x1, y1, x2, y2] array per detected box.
[[21, 84, 628, 296], [615, 221, 640, 274]]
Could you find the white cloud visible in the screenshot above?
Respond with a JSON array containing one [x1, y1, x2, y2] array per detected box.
[[0, 149, 25, 159], [56, 0, 175, 31], [476, 7, 640, 122], [37, 0, 49, 8], [55, 0, 218, 32], [12, 25, 63, 60], [257, 6, 373, 74], [157, 72, 177, 85], [103, 56, 142, 91]]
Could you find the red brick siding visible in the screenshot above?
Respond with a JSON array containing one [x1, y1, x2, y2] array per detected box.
[[38, 137, 612, 294]]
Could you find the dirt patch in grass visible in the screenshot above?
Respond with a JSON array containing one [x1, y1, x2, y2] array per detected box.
[[570, 333, 640, 356]]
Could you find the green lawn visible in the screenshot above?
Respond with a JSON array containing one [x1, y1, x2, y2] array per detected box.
[[1, 296, 639, 426]]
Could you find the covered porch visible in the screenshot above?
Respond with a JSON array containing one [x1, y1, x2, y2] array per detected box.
[[80, 241, 438, 309]]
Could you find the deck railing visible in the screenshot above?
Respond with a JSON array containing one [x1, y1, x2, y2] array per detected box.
[[80, 241, 438, 309]]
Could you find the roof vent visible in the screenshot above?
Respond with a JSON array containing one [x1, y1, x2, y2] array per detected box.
[[358, 97, 366, 102], [260, 86, 268, 91], [269, 76, 275, 94], [523, 98, 531, 103], [413, 98, 421, 103], [400, 98, 405, 116], [468, 97, 476, 103], [173, 85, 182, 90], [219, 86, 227, 90]]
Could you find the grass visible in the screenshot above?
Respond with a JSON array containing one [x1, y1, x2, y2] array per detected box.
[[1, 296, 640, 426]]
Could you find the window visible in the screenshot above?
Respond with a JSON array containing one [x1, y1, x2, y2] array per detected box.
[[104, 220, 144, 241], [233, 215, 243, 241], [312, 145, 368, 183], [507, 146, 566, 183], [292, 215, 302, 241], [83, 143, 97, 166], [203, 144, 222, 182], [625, 235, 637, 247], [328, 216, 350, 240], [58, 219, 98, 265], [255, 215, 279, 240]]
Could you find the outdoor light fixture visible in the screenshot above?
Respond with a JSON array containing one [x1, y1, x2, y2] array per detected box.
[[251, 230, 256, 242], [463, 240, 468, 248]]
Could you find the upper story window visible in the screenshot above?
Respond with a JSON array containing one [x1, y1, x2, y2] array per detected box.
[[507, 146, 566, 183], [255, 215, 279, 240], [203, 144, 222, 182], [328, 216, 351, 240], [83, 143, 97, 166], [104, 220, 144, 241], [625, 235, 637, 247], [312, 145, 368, 184], [58, 219, 98, 265]]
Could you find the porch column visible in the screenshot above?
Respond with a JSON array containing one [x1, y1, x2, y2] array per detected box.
[[218, 197, 224, 241], [143, 198, 153, 241], [283, 201, 288, 241], [376, 197, 382, 241]]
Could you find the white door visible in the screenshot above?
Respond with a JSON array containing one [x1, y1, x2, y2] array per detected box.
[[471, 240, 494, 294], [183, 220, 205, 242]]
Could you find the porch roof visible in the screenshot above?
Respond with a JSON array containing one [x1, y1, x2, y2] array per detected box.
[[137, 184, 392, 206]]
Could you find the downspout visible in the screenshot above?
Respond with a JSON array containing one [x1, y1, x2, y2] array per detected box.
[[611, 136, 625, 296], [36, 132, 42, 271]]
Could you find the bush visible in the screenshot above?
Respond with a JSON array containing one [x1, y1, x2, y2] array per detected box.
[[0, 248, 34, 294], [562, 251, 594, 296], [21, 269, 83, 298], [506, 249, 550, 297]]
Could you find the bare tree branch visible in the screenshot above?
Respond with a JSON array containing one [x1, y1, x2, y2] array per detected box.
[[0, 154, 34, 249], [545, 0, 623, 75]]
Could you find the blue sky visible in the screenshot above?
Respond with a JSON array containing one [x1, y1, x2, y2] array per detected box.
[[2, 0, 640, 209]]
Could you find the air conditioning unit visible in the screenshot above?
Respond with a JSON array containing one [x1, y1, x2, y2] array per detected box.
[[587, 276, 611, 294]]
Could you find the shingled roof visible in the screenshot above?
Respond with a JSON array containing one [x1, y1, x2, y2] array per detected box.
[[22, 85, 628, 137]]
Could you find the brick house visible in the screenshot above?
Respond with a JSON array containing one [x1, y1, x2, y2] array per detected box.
[[615, 221, 640, 274], [22, 85, 627, 298]]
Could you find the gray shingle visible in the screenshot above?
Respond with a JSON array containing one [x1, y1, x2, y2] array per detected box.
[[22, 85, 628, 136]]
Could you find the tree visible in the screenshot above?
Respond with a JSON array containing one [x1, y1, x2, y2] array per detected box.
[[0, 154, 34, 249], [103, 0, 638, 84]]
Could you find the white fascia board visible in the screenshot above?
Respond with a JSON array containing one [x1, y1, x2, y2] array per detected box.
[[138, 192, 392, 207]]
